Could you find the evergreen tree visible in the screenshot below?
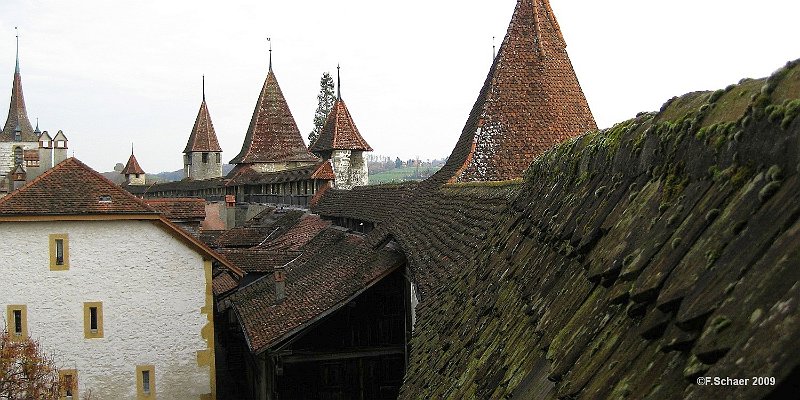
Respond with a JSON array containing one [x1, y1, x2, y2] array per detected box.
[[308, 72, 336, 146]]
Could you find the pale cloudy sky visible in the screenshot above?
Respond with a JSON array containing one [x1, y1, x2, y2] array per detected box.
[[0, 0, 798, 173]]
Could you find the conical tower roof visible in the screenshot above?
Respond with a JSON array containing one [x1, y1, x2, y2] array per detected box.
[[230, 67, 317, 164], [184, 99, 222, 153], [309, 98, 372, 154], [1, 49, 36, 142], [122, 151, 145, 175], [432, 0, 596, 183]]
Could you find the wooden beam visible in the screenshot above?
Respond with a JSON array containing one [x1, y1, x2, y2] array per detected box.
[[276, 346, 405, 364]]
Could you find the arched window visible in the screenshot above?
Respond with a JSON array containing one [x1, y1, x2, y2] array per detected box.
[[13, 147, 23, 166]]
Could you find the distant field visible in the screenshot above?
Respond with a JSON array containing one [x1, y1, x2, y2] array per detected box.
[[369, 166, 441, 184]]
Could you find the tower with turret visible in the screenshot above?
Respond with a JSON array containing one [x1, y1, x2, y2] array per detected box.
[[184, 77, 223, 180], [309, 66, 372, 190], [121, 148, 146, 185]]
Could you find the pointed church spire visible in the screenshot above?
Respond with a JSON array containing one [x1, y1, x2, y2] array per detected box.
[[2, 27, 35, 142], [433, 0, 596, 183]]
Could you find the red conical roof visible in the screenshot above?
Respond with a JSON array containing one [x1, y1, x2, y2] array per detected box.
[[309, 98, 372, 153], [122, 152, 145, 175], [1, 60, 36, 142], [432, 0, 596, 183], [184, 99, 222, 153], [230, 68, 318, 164]]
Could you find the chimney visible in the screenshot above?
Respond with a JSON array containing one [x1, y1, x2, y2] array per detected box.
[[274, 265, 286, 302]]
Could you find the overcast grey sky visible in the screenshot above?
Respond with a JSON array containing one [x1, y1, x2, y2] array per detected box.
[[1, 0, 798, 173]]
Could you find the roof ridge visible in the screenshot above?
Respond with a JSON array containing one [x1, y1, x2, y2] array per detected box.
[[0, 157, 158, 214]]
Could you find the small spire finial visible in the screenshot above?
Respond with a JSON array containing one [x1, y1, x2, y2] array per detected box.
[[492, 36, 496, 60], [202, 75, 205, 101], [14, 26, 19, 73], [337, 64, 341, 100], [131, 142, 134, 155], [267, 37, 272, 70]]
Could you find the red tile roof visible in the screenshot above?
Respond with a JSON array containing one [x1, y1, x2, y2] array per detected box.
[[217, 248, 300, 273], [309, 99, 372, 153], [184, 99, 223, 153], [231, 228, 404, 353], [0, 65, 36, 142], [0, 157, 157, 215], [144, 198, 206, 220], [431, 0, 596, 183], [230, 67, 318, 164], [310, 160, 335, 180], [212, 270, 240, 297], [258, 214, 331, 252], [121, 152, 145, 175]]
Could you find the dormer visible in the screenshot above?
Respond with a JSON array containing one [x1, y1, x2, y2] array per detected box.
[[53, 130, 68, 149], [38, 130, 53, 149]]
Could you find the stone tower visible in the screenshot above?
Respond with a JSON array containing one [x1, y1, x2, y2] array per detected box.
[[229, 56, 318, 173], [309, 67, 372, 190], [184, 78, 223, 180], [122, 149, 146, 185], [430, 0, 597, 184]]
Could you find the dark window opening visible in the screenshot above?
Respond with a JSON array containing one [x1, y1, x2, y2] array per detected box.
[[64, 374, 74, 397], [215, 153, 221, 163], [202, 153, 209, 163], [142, 370, 151, 394], [13, 147, 23, 166], [13, 310, 22, 335], [89, 307, 98, 332], [55, 239, 64, 265]]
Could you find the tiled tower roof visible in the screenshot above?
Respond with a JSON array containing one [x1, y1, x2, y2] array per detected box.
[[230, 67, 318, 164], [309, 98, 372, 154], [0, 52, 36, 142], [122, 152, 145, 175], [432, 0, 596, 183], [0, 158, 156, 215], [184, 99, 222, 153]]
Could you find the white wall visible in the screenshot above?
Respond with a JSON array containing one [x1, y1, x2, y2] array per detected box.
[[0, 219, 213, 399]]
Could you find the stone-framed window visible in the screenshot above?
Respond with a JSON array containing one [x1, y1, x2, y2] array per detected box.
[[136, 365, 156, 399], [83, 302, 103, 339], [59, 369, 78, 399], [49, 234, 69, 271], [6, 305, 27, 341]]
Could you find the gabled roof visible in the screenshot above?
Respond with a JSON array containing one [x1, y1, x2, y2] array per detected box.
[[432, 0, 596, 183], [144, 198, 206, 221], [310, 160, 335, 180], [309, 99, 372, 153], [230, 67, 318, 164], [52, 130, 67, 142], [184, 99, 222, 153], [38, 130, 52, 141], [0, 157, 156, 215], [122, 152, 145, 175], [1, 58, 36, 142]]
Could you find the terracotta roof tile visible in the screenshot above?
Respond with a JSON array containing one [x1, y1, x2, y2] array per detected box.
[[0, 157, 156, 215], [121, 152, 145, 175], [309, 99, 372, 153], [230, 68, 318, 164], [258, 214, 331, 251], [184, 99, 222, 153], [23, 149, 38, 161], [217, 248, 300, 273], [144, 198, 206, 220], [212, 270, 240, 296], [431, 0, 596, 183]]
